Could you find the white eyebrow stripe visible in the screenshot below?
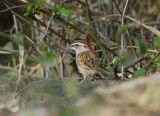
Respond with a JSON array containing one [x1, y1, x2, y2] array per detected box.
[[73, 42, 86, 46]]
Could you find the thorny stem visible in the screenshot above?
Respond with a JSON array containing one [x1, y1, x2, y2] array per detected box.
[[85, 0, 110, 63]]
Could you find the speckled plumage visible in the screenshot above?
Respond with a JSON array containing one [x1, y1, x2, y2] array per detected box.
[[69, 41, 104, 83], [76, 51, 99, 76]]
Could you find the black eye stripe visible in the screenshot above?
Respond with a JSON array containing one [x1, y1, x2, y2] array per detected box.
[[73, 44, 88, 48], [74, 44, 78, 46]]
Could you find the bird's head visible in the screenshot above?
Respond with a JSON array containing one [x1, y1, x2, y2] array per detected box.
[[69, 41, 91, 54]]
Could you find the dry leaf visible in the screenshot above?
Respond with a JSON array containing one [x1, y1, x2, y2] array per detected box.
[[84, 31, 96, 50]]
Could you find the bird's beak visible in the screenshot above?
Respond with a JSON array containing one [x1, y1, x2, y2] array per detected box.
[[68, 44, 74, 50], [68, 44, 77, 54], [67, 46, 73, 54]]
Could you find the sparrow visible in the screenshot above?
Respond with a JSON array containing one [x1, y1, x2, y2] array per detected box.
[[69, 40, 104, 83]]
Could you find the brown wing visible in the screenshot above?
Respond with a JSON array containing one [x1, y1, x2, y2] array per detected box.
[[76, 51, 99, 70]]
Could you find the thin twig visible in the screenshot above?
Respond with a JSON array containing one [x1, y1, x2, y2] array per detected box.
[[37, 12, 55, 44], [0, 64, 45, 79], [110, 46, 158, 53], [124, 55, 147, 70], [0, 51, 12, 54], [93, 14, 154, 39], [144, 53, 160, 69], [85, 0, 110, 63], [2, 0, 154, 40], [11, 14, 24, 109], [1, 0, 71, 43], [105, 14, 160, 37], [58, 0, 69, 6], [9, 10, 74, 54], [30, 15, 71, 43], [120, 0, 129, 79], [97, 46, 159, 54], [0, 5, 28, 13], [0, 64, 18, 71], [24, 35, 42, 55], [13, 14, 24, 83]]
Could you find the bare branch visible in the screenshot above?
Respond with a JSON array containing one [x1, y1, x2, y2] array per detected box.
[[0, 5, 28, 13]]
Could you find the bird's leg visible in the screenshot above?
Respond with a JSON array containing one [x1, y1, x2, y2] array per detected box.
[[80, 75, 87, 84], [91, 74, 97, 81]]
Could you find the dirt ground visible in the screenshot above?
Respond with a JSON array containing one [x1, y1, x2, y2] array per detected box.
[[76, 73, 160, 116], [1, 73, 160, 116]]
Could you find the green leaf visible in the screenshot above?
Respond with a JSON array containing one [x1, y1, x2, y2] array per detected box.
[[97, 58, 101, 61], [135, 36, 147, 54], [153, 37, 160, 49], [40, 52, 59, 67], [154, 61, 160, 68], [38, 42, 47, 50], [1, 42, 14, 52], [119, 49, 131, 66], [33, 4, 39, 9], [108, 42, 118, 46], [24, 12, 29, 16], [60, 5, 69, 9], [50, 6, 57, 11], [13, 33, 24, 45], [44, 2, 50, 8], [58, 7, 72, 16], [133, 69, 146, 78], [112, 57, 120, 67], [24, 0, 41, 16], [116, 25, 128, 41], [108, 65, 114, 75], [68, 17, 77, 22], [26, 5, 32, 13], [65, 28, 72, 35], [34, 0, 41, 5], [147, 52, 154, 59], [6, 71, 18, 77], [25, 56, 37, 62], [32, 0, 41, 9]]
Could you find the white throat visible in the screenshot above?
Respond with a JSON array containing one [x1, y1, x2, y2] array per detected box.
[[75, 48, 90, 55]]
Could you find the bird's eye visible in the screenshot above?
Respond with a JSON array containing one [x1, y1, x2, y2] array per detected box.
[[84, 45, 87, 48], [75, 44, 78, 47]]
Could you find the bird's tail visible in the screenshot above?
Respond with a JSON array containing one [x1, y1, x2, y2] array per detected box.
[[95, 68, 109, 78]]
